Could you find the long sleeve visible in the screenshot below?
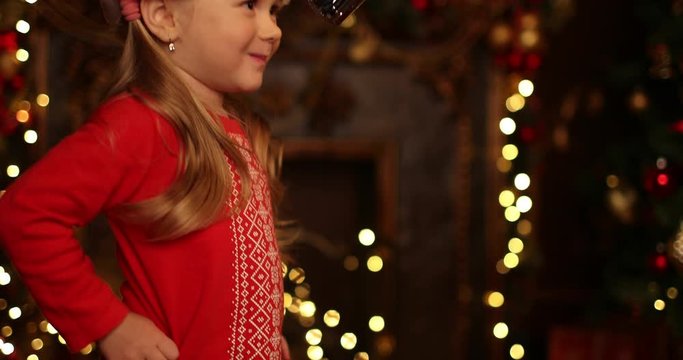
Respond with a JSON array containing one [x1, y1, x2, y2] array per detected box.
[[0, 97, 161, 351]]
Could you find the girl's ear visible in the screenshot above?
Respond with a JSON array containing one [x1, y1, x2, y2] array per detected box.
[[140, 0, 179, 42]]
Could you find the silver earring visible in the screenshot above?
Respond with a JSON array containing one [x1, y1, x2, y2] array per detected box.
[[168, 41, 176, 52]]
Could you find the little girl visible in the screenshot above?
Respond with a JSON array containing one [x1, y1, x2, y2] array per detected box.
[[0, 0, 289, 358]]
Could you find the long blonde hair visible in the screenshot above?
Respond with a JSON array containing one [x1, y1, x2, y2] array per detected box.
[[109, 20, 284, 241]]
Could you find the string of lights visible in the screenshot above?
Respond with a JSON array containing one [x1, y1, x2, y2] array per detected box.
[[282, 227, 387, 360], [484, 6, 545, 359], [0, 1, 69, 358]]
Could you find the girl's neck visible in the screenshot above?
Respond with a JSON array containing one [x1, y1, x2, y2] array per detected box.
[[175, 65, 228, 117]]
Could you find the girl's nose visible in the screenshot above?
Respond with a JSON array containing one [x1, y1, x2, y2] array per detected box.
[[259, 15, 282, 43]]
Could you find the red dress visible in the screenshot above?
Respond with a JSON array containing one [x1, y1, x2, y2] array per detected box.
[[0, 95, 283, 359]]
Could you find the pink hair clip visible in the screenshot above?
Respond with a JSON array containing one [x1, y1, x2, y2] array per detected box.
[[99, 0, 140, 24], [120, 0, 141, 22]]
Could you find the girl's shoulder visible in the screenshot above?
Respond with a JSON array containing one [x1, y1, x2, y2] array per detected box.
[[88, 92, 171, 137], [93, 93, 157, 124]]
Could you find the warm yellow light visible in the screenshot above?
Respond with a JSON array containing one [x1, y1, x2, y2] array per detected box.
[[36, 94, 50, 107], [57, 335, 66, 345], [369, 316, 385, 332], [30, 338, 43, 350], [24, 130, 38, 144], [295, 284, 310, 299], [518, 79, 535, 97], [16, 20, 30, 34], [300, 301, 316, 317], [38, 321, 48, 333], [283, 292, 292, 308], [16, 49, 29, 62], [80, 343, 94, 355], [508, 238, 524, 254], [486, 291, 505, 308], [516, 196, 533, 213], [496, 260, 510, 274], [0, 326, 11, 337], [517, 220, 532, 235], [344, 256, 359, 271], [0, 272, 10, 286], [324, 310, 341, 327], [493, 322, 509, 339], [510, 344, 525, 359], [27, 355, 39, 360], [654, 299, 666, 311], [630, 90, 649, 110], [514, 173, 531, 191], [17, 100, 31, 111], [7, 165, 20, 178], [506, 94, 526, 112], [499, 190, 516, 207], [307, 345, 323, 360], [340, 332, 358, 350], [502, 144, 519, 161], [288, 267, 306, 284], [305, 329, 322, 345], [504, 206, 521, 222], [667, 287, 679, 299], [46, 323, 58, 335], [499, 117, 517, 135], [0, 343, 14, 355], [341, 14, 357, 28], [25, 0, 38, 4], [298, 316, 315, 328], [520, 29, 540, 48], [358, 228, 376, 246], [497, 158, 512, 173], [16, 110, 29, 123], [367, 256, 384, 272], [281, 262, 288, 278], [354, 352, 370, 360], [503, 253, 520, 269], [8, 307, 21, 320], [606, 175, 619, 189]]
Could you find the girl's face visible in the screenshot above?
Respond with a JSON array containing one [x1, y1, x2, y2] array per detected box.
[[169, 0, 283, 95]]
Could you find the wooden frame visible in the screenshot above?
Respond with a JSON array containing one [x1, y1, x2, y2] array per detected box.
[[283, 138, 398, 242]]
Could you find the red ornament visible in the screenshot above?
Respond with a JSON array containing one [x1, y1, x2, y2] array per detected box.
[[10, 75, 24, 90], [507, 51, 524, 70], [643, 167, 677, 198], [0, 32, 18, 53], [0, 106, 16, 136], [520, 126, 536, 143], [671, 119, 683, 133], [656, 173, 669, 186], [411, 0, 428, 11], [653, 254, 668, 272], [526, 53, 542, 71]]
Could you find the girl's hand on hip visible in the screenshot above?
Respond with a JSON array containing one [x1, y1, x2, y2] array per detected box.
[[98, 312, 179, 360]]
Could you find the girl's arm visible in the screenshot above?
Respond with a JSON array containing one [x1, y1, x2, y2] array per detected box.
[[0, 99, 162, 353]]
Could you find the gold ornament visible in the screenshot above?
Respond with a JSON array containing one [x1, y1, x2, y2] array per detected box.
[[606, 182, 637, 224]]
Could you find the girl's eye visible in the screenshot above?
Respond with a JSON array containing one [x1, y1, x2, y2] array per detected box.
[[244, 0, 256, 10], [270, 5, 281, 17]]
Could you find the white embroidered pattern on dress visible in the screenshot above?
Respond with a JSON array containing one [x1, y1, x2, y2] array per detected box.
[[227, 133, 282, 360]]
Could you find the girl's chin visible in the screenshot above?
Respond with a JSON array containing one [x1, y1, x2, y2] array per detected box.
[[223, 81, 263, 94]]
